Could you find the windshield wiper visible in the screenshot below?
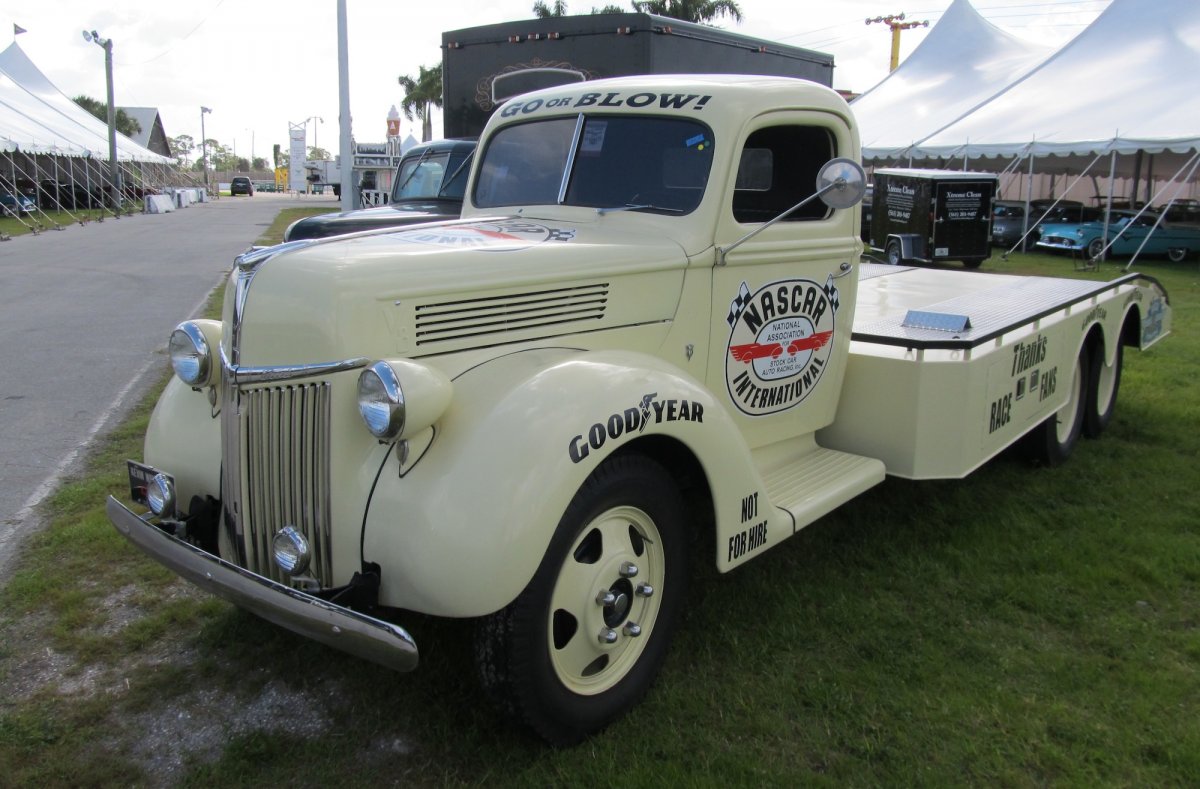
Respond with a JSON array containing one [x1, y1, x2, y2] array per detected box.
[[393, 148, 434, 198], [437, 150, 475, 198], [596, 203, 684, 215]]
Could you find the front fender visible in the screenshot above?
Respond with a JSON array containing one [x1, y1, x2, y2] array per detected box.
[[144, 376, 221, 510], [362, 348, 759, 617]]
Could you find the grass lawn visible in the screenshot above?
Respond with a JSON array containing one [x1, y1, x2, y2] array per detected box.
[[1, 240, 1196, 785]]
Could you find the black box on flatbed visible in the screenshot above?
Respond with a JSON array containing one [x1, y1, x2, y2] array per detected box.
[[869, 168, 998, 269], [441, 13, 834, 138]]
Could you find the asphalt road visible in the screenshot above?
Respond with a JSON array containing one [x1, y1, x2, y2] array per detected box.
[[0, 193, 335, 580]]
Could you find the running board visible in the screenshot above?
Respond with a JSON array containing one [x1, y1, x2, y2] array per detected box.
[[761, 446, 886, 535]]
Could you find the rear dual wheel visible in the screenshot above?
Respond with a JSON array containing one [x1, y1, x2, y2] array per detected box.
[[1084, 341, 1123, 438], [1025, 346, 1088, 465], [475, 454, 685, 745]]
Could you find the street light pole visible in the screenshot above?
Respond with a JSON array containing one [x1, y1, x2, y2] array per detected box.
[[83, 29, 119, 212], [200, 106, 212, 194]]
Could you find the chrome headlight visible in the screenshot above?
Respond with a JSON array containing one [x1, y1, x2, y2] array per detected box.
[[169, 321, 213, 386], [272, 526, 310, 575], [358, 361, 406, 440], [357, 359, 453, 442], [146, 472, 176, 518]]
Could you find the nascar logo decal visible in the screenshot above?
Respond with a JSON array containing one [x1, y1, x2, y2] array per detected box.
[[725, 276, 840, 416], [392, 220, 575, 251]]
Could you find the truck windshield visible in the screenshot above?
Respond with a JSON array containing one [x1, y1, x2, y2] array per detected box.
[[393, 152, 451, 201], [473, 115, 714, 215]]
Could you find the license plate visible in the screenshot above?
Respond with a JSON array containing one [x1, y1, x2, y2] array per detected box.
[[126, 460, 170, 507]]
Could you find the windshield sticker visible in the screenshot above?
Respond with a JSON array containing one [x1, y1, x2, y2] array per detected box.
[[580, 121, 607, 154], [500, 92, 712, 118], [725, 277, 840, 416], [392, 220, 575, 252]]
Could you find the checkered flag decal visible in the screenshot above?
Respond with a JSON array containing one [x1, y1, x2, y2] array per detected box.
[[824, 274, 840, 314], [727, 281, 752, 327]]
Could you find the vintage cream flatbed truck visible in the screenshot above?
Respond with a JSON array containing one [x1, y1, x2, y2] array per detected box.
[[107, 75, 1171, 744]]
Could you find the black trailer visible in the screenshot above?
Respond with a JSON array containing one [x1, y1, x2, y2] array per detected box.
[[441, 13, 834, 138], [869, 168, 998, 269]]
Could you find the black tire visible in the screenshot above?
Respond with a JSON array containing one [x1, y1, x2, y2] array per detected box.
[[1087, 238, 1105, 259], [1167, 247, 1187, 263], [886, 239, 903, 265], [1024, 345, 1089, 466], [961, 258, 984, 269], [1083, 340, 1122, 438], [475, 454, 686, 745]]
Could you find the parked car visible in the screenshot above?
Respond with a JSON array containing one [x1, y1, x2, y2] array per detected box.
[[1037, 209, 1200, 261], [993, 200, 1102, 250], [283, 139, 476, 241], [230, 176, 255, 196], [1157, 199, 1200, 224], [0, 192, 36, 216], [36, 179, 103, 210]]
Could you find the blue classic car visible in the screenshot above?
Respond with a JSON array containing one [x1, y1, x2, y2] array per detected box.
[[1037, 209, 1200, 262], [0, 192, 35, 216]]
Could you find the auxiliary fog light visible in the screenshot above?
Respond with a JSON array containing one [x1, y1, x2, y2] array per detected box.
[[146, 473, 176, 517], [272, 525, 311, 576]]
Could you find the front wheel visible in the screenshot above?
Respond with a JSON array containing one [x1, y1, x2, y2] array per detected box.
[[1087, 238, 1105, 259], [961, 258, 984, 269], [475, 454, 686, 744], [886, 239, 903, 265], [1167, 247, 1188, 263]]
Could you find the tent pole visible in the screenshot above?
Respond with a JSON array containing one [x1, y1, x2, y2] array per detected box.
[[1100, 150, 1117, 264], [1022, 149, 1034, 248], [1130, 150, 1142, 207], [1144, 154, 1154, 207]]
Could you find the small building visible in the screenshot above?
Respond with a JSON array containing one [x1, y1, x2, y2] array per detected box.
[[120, 107, 171, 158]]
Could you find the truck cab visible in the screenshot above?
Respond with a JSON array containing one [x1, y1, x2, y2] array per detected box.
[[110, 75, 1170, 744]]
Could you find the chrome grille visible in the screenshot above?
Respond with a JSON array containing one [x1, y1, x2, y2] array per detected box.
[[221, 380, 333, 587], [414, 284, 609, 346]]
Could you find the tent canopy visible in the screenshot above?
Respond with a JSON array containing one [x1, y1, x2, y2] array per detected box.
[[0, 41, 171, 164], [851, 0, 1051, 160], [913, 0, 1200, 161]]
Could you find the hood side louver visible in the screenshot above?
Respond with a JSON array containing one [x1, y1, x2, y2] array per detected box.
[[414, 283, 609, 346]]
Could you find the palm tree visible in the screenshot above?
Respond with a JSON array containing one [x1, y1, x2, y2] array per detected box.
[[633, 0, 743, 23], [397, 63, 444, 142], [533, 0, 569, 16]]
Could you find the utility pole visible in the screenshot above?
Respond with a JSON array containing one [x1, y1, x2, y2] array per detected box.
[[83, 29, 119, 212], [866, 13, 928, 72], [200, 106, 212, 194]]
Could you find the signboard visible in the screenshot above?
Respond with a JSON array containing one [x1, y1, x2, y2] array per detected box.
[[288, 125, 307, 191]]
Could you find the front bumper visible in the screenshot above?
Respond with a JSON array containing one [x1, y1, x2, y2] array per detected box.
[[1036, 238, 1080, 252], [106, 496, 418, 672]]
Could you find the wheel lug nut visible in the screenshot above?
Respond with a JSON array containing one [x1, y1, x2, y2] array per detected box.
[[619, 561, 639, 578], [596, 590, 616, 606], [635, 583, 654, 597], [598, 628, 618, 645], [623, 621, 642, 637]]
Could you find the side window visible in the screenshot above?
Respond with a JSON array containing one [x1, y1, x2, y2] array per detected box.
[[733, 125, 835, 223]]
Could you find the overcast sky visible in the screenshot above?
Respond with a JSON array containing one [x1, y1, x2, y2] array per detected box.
[[3, 0, 1108, 161]]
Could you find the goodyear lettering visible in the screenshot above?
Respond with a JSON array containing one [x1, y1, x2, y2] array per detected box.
[[568, 393, 704, 463], [1011, 335, 1048, 376], [1081, 305, 1108, 329], [989, 393, 1012, 433]]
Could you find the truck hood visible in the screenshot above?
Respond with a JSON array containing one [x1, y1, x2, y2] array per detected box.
[[230, 217, 692, 366], [283, 199, 464, 241]]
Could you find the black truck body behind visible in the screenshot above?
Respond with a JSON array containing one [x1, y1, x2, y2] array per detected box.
[[441, 13, 834, 138]]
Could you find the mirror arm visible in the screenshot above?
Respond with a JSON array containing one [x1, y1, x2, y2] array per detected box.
[[717, 181, 840, 266]]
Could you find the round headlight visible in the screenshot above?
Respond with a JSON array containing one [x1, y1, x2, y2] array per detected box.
[[272, 526, 310, 576], [358, 361, 405, 440], [146, 473, 176, 517], [169, 322, 212, 386]]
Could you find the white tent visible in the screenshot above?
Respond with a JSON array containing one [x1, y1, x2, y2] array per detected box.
[[910, 0, 1200, 169], [852, 0, 1051, 161], [0, 41, 171, 164]]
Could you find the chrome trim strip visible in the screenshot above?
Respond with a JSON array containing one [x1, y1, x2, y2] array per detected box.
[[107, 496, 418, 672], [219, 345, 369, 384]]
